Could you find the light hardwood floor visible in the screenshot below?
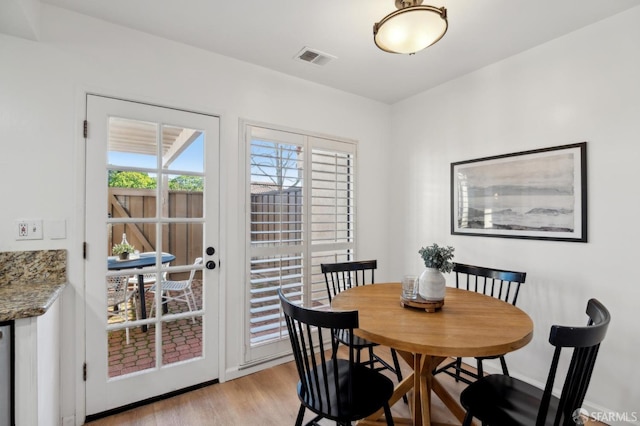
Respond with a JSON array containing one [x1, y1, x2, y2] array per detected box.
[[86, 347, 464, 425], [85, 349, 605, 425]]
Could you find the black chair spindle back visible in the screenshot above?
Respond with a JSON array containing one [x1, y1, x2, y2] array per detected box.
[[434, 262, 527, 384], [461, 298, 610, 426], [453, 263, 526, 306], [322, 260, 377, 303], [279, 290, 394, 426]]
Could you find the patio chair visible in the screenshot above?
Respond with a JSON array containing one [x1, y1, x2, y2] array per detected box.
[[107, 275, 138, 344], [433, 262, 527, 384], [279, 289, 395, 426], [460, 298, 610, 426], [148, 257, 202, 323], [322, 260, 405, 402]]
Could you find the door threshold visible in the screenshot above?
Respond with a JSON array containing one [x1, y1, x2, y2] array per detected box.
[[85, 379, 219, 423]]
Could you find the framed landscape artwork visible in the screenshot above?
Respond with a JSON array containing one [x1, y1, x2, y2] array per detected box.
[[451, 142, 587, 242]]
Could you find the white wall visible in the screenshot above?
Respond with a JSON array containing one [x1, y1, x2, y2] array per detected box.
[[0, 4, 392, 423], [389, 6, 640, 424], [3, 3, 639, 424]]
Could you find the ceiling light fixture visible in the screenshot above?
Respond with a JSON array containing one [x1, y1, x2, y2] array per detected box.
[[373, 1, 448, 55]]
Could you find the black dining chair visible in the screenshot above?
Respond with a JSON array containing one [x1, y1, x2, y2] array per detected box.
[[433, 262, 527, 384], [279, 290, 395, 426], [460, 298, 610, 426], [321, 260, 404, 391]]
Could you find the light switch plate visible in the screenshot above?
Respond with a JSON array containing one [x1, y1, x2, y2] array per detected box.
[[46, 219, 67, 240]]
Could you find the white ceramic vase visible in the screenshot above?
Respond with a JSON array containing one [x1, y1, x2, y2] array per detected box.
[[418, 267, 446, 301]]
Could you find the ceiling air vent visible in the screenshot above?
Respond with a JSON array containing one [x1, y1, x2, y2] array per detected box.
[[294, 47, 336, 66]]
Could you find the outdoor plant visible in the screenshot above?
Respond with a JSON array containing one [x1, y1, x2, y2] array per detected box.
[[418, 243, 455, 273], [112, 242, 135, 255]]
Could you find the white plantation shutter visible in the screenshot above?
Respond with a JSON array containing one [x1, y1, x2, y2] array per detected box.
[[309, 140, 356, 305], [245, 126, 356, 363]]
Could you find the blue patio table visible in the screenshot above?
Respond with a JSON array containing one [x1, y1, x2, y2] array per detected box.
[[107, 252, 176, 332]]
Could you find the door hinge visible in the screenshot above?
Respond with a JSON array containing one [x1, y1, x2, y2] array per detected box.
[[83, 242, 87, 259], [83, 362, 87, 381], [83, 120, 88, 138]]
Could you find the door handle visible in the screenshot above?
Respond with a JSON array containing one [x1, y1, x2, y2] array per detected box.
[[206, 260, 216, 270]]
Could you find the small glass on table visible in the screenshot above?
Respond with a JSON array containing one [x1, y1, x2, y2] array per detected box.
[[401, 274, 418, 300]]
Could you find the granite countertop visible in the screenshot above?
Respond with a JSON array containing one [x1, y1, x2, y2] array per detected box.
[[0, 249, 67, 322], [0, 281, 67, 321]]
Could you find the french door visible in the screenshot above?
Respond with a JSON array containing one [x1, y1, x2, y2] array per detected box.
[[84, 95, 219, 416]]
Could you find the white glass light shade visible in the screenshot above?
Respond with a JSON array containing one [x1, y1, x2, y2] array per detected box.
[[374, 6, 448, 54]]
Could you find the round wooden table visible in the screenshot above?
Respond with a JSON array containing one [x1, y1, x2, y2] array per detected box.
[[332, 283, 533, 426]]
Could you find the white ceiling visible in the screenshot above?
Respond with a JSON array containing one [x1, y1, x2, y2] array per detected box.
[[27, 1, 640, 103]]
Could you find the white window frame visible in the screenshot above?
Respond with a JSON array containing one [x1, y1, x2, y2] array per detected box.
[[241, 121, 357, 365]]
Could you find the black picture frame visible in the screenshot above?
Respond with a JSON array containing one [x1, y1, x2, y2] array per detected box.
[[451, 142, 587, 242]]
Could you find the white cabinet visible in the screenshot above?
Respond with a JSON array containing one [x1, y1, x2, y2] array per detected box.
[[14, 299, 60, 426]]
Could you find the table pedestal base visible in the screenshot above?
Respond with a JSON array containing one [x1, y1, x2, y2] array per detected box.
[[357, 351, 468, 426]]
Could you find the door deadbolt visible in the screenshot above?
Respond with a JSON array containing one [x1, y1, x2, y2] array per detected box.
[[206, 260, 216, 270], [206, 247, 215, 256]]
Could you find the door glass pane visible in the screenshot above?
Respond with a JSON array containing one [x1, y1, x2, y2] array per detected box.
[[108, 328, 156, 378], [161, 317, 203, 366], [165, 175, 203, 218], [162, 127, 204, 173], [161, 223, 203, 270], [108, 117, 158, 169], [107, 170, 157, 220], [154, 260, 202, 319], [108, 223, 158, 257]]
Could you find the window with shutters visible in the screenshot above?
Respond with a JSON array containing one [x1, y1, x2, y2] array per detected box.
[[244, 124, 356, 363]]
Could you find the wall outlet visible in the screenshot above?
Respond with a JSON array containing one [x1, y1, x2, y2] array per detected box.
[[16, 219, 43, 240]]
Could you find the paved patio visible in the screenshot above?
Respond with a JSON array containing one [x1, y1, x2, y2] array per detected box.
[[107, 279, 203, 378]]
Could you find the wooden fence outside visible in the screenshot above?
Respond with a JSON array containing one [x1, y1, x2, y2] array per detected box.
[[109, 187, 203, 279], [108, 187, 303, 282], [250, 186, 302, 246]]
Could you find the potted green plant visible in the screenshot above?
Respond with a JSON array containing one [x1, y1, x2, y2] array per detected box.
[[417, 243, 454, 301], [112, 242, 135, 260]]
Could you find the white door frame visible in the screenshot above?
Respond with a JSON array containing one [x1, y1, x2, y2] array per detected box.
[[81, 93, 223, 418]]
